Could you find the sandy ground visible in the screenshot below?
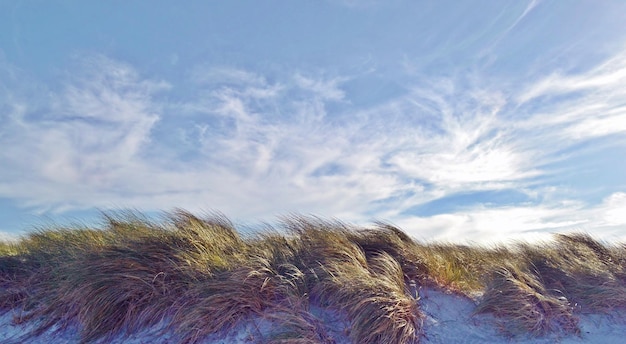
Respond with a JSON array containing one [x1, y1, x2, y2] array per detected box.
[[420, 288, 626, 344], [1, 288, 625, 343]]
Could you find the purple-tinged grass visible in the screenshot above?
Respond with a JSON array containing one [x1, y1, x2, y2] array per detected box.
[[1, 212, 626, 343]]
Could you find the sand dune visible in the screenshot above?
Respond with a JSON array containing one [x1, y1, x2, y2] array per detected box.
[[1, 287, 625, 343]]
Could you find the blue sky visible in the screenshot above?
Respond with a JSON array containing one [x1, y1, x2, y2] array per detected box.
[[1, 0, 625, 243]]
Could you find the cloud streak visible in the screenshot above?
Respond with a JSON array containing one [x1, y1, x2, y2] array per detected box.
[[0, 55, 168, 211], [1, 47, 625, 242]]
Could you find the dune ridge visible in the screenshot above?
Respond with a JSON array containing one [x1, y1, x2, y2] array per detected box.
[[1, 210, 626, 343]]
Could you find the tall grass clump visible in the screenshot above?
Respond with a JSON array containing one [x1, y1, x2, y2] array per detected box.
[[1, 211, 626, 343], [472, 233, 626, 337], [0, 210, 251, 343], [282, 217, 423, 343], [413, 243, 511, 295], [474, 263, 578, 336], [522, 234, 626, 313], [0, 212, 426, 344]]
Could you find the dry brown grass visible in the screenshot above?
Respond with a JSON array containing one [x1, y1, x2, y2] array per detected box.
[[1, 211, 626, 343], [474, 263, 579, 336], [277, 217, 423, 344], [413, 243, 510, 294]]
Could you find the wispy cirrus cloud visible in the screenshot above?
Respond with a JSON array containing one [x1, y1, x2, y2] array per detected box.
[[0, 55, 169, 211], [1, 46, 625, 242], [515, 51, 626, 144]]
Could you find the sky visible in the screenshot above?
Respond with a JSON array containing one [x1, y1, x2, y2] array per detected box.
[[1, 0, 625, 244]]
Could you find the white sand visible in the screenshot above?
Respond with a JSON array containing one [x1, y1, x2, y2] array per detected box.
[[420, 288, 626, 344], [1, 289, 625, 343]]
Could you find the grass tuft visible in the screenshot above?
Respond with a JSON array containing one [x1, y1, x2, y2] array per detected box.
[[1, 212, 626, 343]]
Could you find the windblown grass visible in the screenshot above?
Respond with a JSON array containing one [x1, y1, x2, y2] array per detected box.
[[1, 211, 626, 343]]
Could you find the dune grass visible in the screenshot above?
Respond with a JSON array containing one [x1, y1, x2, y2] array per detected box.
[[1, 211, 626, 343]]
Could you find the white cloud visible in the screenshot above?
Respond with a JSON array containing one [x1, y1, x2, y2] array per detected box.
[[515, 52, 626, 142], [501, 0, 543, 38], [0, 55, 168, 211], [294, 74, 346, 101], [595, 192, 626, 227], [1, 49, 625, 241], [0, 230, 19, 242], [351, 81, 542, 196], [517, 53, 626, 103], [396, 192, 626, 245]]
